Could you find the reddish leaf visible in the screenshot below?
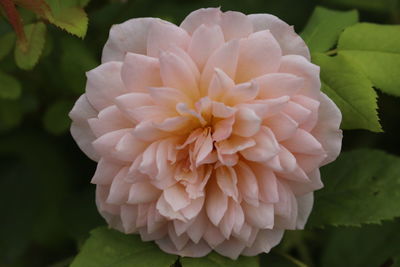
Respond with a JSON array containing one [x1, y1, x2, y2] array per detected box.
[[0, 0, 26, 43]]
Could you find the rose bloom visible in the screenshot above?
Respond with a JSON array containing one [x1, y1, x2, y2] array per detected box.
[[69, 8, 342, 259]]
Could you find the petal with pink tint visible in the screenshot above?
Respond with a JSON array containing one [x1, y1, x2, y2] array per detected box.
[[86, 62, 126, 111], [216, 135, 255, 155], [296, 192, 313, 229], [92, 128, 130, 158], [114, 132, 148, 162], [129, 105, 175, 123], [120, 204, 138, 233], [292, 95, 320, 131], [256, 73, 304, 99], [295, 153, 326, 173], [206, 179, 228, 226], [274, 181, 297, 229], [181, 197, 205, 220], [279, 55, 320, 98], [242, 229, 284, 256], [238, 96, 290, 120], [133, 121, 171, 142], [159, 51, 199, 99], [148, 87, 192, 108], [243, 201, 274, 229], [232, 107, 261, 137], [164, 183, 191, 212], [156, 194, 186, 221], [220, 11, 253, 40], [115, 92, 153, 123], [236, 30, 282, 83], [249, 163, 279, 203], [222, 82, 259, 106], [187, 210, 208, 243], [216, 166, 239, 201], [203, 224, 226, 248], [91, 158, 122, 185], [128, 182, 161, 204], [214, 238, 246, 260], [266, 145, 297, 173], [248, 14, 310, 59], [265, 112, 298, 142], [282, 129, 324, 155], [312, 93, 342, 165], [69, 94, 99, 161], [219, 200, 237, 239], [236, 161, 259, 206], [121, 53, 162, 93], [212, 116, 235, 142], [147, 21, 190, 57], [96, 186, 124, 232], [106, 167, 130, 205], [180, 7, 222, 34], [156, 237, 212, 257], [88, 105, 132, 138], [208, 68, 235, 101], [168, 224, 190, 250], [201, 40, 240, 93], [282, 101, 312, 125], [102, 18, 163, 62], [241, 126, 280, 162], [188, 24, 225, 70], [211, 101, 236, 118]]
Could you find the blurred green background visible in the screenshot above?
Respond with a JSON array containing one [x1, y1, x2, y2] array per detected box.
[[0, 0, 399, 266]]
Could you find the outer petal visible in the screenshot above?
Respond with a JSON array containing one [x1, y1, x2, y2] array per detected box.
[[220, 11, 253, 40], [86, 62, 127, 111], [69, 94, 99, 161], [312, 93, 343, 165], [147, 21, 190, 57], [296, 192, 314, 229], [279, 55, 320, 99], [180, 8, 222, 34], [102, 18, 165, 62], [248, 14, 310, 60], [242, 229, 284, 256]]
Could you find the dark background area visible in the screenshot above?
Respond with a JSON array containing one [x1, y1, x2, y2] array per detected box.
[[0, 0, 399, 266]]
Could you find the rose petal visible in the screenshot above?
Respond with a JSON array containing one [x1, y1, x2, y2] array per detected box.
[[236, 30, 282, 83]]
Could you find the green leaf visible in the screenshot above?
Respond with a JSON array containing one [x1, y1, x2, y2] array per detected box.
[[312, 53, 381, 132], [71, 227, 178, 267], [43, 100, 73, 135], [321, 221, 400, 267], [320, 0, 397, 13], [0, 33, 16, 61], [46, 0, 88, 38], [14, 22, 46, 70], [0, 71, 21, 99], [337, 23, 400, 97], [181, 252, 259, 267], [308, 149, 400, 228], [301, 6, 358, 53]]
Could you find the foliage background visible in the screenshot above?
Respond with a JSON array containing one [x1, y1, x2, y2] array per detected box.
[[0, 0, 399, 266]]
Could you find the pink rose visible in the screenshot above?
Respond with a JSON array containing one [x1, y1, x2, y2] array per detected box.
[[69, 8, 342, 259]]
